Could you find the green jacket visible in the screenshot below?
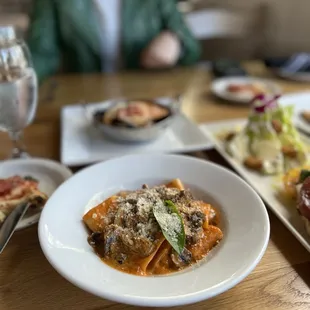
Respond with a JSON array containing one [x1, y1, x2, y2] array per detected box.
[[27, 0, 201, 82]]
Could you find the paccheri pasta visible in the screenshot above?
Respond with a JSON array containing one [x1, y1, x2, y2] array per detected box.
[[83, 179, 223, 276]]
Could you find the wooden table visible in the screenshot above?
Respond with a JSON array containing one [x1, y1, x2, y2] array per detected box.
[[0, 62, 310, 310]]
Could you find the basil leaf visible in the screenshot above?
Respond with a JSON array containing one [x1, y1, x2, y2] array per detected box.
[[299, 170, 310, 183], [153, 200, 185, 255]]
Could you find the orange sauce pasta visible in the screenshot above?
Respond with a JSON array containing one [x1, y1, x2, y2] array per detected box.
[[83, 179, 223, 276]]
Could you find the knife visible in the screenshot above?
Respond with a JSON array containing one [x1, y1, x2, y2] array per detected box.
[[0, 202, 31, 254]]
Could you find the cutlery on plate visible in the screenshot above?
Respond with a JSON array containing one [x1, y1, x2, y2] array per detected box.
[[0, 202, 31, 254]]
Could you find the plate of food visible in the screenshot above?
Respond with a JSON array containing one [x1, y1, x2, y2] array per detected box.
[[279, 91, 310, 135], [38, 154, 269, 307], [211, 77, 282, 104], [0, 158, 72, 230], [282, 166, 310, 236], [86, 97, 179, 143], [200, 95, 310, 251], [61, 98, 212, 166]]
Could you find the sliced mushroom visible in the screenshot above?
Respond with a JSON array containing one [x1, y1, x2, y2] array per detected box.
[[170, 248, 192, 268], [87, 232, 102, 248]]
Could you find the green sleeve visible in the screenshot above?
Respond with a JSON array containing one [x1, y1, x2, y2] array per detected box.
[[159, 0, 201, 65], [27, 0, 61, 83]]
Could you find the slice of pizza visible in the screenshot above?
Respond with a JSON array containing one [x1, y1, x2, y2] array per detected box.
[[0, 176, 48, 225]]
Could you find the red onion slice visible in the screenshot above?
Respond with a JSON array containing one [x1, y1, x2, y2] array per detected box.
[[251, 94, 281, 113]]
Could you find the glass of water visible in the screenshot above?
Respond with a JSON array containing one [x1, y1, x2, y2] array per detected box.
[[0, 27, 38, 158]]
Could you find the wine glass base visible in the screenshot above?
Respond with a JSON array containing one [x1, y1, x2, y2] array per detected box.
[[10, 150, 30, 159]]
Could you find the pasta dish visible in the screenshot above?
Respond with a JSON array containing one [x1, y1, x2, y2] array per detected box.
[[83, 179, 223, 276]]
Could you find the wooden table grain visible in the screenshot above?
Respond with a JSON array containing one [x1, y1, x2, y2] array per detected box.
[[0, 62, 310, 310]]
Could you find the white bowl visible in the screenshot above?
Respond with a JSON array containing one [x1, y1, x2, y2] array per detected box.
[[38, 154, 269, 307]]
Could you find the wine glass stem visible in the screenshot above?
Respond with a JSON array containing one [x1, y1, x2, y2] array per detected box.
[[8, 131, 29, 158]]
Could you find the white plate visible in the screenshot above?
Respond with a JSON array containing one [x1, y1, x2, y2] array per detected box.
[[61, 99, 213, 166], [0, 158, 73, 230], [275, 69, 310, 82], [279, 92, 310, 135], [200, 119, 310, 252], [211, 77, 282, 104], [38, 154, 269, 307]]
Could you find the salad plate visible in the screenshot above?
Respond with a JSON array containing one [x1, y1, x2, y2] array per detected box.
[[200, 96, 310, 252], [38, 154, 269, 307]]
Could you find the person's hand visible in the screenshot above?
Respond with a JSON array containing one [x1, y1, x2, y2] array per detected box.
[[141, 31, 181, 69]]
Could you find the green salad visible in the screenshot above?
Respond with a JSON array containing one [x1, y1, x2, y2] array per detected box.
[[226, 95, 308, 175]]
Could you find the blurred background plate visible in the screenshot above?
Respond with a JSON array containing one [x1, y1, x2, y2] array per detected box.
[[211, 77, 282, 104], [211, 77, 282, 105], [61, 99, 213, 167]]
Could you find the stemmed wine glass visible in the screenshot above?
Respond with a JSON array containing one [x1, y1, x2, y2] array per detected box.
[[0, 26, 38, 158]]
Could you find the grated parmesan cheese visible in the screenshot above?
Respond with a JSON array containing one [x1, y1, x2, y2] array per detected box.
[[153, 203, 182, 243], [102, 185, 207, 256]]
